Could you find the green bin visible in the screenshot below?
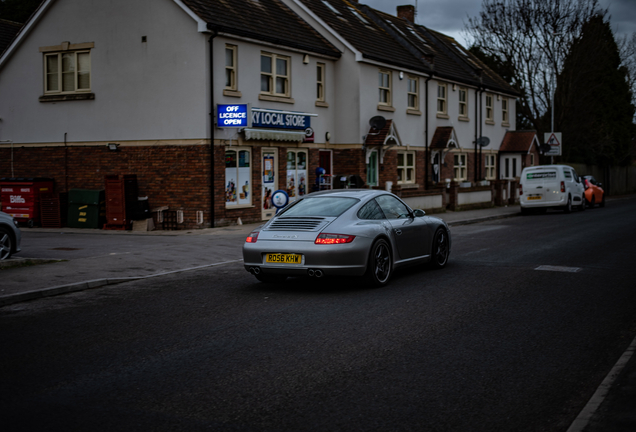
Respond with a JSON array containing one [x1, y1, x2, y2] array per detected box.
[[67, 189, 105, 228]]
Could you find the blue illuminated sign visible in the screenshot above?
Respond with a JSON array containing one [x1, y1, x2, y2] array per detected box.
[[217, 104, 249, 127]]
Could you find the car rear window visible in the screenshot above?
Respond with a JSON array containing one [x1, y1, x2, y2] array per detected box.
[[525, 171, 557, 180], [281, 197, 359, 217]]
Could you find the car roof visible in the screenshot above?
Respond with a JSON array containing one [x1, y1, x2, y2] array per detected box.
[[305, 189, 389, 199]]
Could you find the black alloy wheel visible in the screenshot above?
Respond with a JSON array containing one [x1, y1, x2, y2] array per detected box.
[[430, 228, 449, 269], [0, 227, 13, 260], [366, 238, 392, 287]]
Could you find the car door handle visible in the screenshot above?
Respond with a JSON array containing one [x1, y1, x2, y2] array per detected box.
[[395, 229, 402, 235]]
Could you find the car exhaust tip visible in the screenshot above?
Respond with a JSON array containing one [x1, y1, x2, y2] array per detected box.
[[307, 269, 315, 277], [315, 269, 323, 278], [253, 267, 261, 275]]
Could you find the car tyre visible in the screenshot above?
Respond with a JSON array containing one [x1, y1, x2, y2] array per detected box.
[[520, 207, 531, 216], [430, 228, 450, 269], [0, 227, 13, 260], [600, 194, 605, 208], [589, 196, 595, 209], [255, 273, 287, 284], [580, 195, 586, 211], [564, 195, 572, 213], [365, 238, 392, 287]]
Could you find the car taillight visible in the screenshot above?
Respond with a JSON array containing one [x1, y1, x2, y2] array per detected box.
[[519, 184, 523, 195], [246, 232, 259, 243], [560, 181, 565, 193], [315, 233, 355, 244], [584, 179, 589, 189]]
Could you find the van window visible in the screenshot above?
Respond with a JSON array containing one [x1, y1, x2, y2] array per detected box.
[[525, 171, 556, 180], [563, 169, 572, 180]]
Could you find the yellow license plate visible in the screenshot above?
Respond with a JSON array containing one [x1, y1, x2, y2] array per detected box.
[[527, 196, 542, 200], [266, 253, 302, 264]]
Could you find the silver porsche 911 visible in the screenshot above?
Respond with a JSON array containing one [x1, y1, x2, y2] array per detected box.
[[243, 189, 451, 287]]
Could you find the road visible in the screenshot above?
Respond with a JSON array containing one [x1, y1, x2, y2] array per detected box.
[[1, 199, 635, 431]]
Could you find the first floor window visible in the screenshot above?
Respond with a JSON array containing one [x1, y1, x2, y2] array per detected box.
[[379, 69, 391, 105], [225, 148, 251, 206], [286, 149, 308, 202], [485, 154, 496, 179], [437, 83, 447, 114], [44, 50, 91, 93], [316, 63, 325, 102], [407, 76, 418, 109], [261, 52, 290, 97], [502, 97, 509, 123], [397, 151, 415, 184], [459, 87, 468, 117], [485, 94, 494, 121], [225, 45, 238, 90], [367, 149, 379, 186], [454, 153, 467, 181]]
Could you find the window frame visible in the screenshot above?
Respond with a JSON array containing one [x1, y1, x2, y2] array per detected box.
[[378, 69, 392, 106], [485, 154, 496, 180], [437, 83, 447, 115], [407, 76, 418, 110], [43, 50, 91, 94], [260, 52, 291, 98], [225, 45, 238, 91], [453, 153, 467, 181], [485, 94, 494, 122], [501, 97, 509, 125], [458, 87, 468, 118], [316, 62, 326, 102], [225, 147, 252, 208], [397, 151, 416, 185]]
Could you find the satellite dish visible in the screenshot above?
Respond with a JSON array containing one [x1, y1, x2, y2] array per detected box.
[[369, 116, 386, 130], [476, 136, 490, 147]]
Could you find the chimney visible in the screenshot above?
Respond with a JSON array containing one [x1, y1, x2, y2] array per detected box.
[[397, 5, 414, 23]]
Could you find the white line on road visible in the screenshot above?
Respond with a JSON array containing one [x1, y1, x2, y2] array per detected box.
[[535, 265, 581, 273]]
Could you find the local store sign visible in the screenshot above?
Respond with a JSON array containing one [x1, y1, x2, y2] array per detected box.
[[217, 104, 250, 127], [252, 109, 311, 130]]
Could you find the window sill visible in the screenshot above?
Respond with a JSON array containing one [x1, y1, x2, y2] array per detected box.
[[225, 204, 255, 210], [377, 104, 395, 112], [315, 100, 329, 108], [502, 122, 510, 127], [398, 183, 419, 189], [259, 94, 295, 104], [485, 120, 495, 125], [458, 116, 470, 122], [406, 109, 422, 116], [39, 93, 95, 103], [223, 89, 242, 98], [436, 113, 449, 119]]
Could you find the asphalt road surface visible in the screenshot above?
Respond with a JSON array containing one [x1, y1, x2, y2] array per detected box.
[[1, 198, 635, 431]]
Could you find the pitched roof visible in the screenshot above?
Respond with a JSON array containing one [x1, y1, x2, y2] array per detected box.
[[181, 0, 341, 58], [430, 126, 455, 149], [365, 119, 395, 146], [0, 19, 22, 57], [499, 130, 539, 153]]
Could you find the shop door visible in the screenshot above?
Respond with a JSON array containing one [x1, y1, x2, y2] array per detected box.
[[286, 149, 308, 203], [262, 148, 278, 220]]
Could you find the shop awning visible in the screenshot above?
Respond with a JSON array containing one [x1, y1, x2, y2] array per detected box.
[[244, 128, 306, 142]]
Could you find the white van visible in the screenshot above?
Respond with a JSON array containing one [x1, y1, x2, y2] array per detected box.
[[519, 165, 586, 214]]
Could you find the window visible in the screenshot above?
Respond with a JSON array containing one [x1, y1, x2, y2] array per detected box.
[[375, 195, 410, 220], [530, 154, 535, 166], [453, 153, 467, 181], [397, 151, 415, 184], [261, 52, 290, 97], [458, 87, 468, 118], [485, 154, 496, 179], [502, 98, 509, 124], [225, 148, 251, 207], [225, 45, 237, 91], [485, 94, 494, 122], [316, 63, 325, 102], [378, 69, 391, 106], [286, 149, 308, 203], [437, 83, 447, 114], [358, 199, 385, 220], [407, 76, 418, 109], [44, 50, 91, 94], [367, 149, 379, 186]]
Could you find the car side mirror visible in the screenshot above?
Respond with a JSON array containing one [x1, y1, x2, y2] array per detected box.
[[413, 209, 426, 217]]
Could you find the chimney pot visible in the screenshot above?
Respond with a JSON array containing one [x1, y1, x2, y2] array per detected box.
[[397, 5, 415, 23]]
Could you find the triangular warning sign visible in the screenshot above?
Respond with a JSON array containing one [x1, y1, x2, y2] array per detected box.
[[547, 133, 560, 146]]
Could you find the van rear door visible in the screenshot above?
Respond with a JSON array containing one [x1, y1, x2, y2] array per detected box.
[[523, 169, 560, 204]]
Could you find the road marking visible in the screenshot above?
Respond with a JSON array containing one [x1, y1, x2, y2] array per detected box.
[[535, 265, 581, 273], [567, 334, 636, 432]]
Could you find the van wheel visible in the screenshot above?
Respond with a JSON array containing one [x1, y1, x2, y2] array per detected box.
[[564, 196, 572, 213]]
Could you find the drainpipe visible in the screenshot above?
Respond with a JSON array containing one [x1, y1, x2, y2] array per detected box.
[[424, 76, 431, 190], [64, 132, 68, 192], [474, 88, 478, 183], [479, 89, 483, 181], [209, 30, 217, 228]]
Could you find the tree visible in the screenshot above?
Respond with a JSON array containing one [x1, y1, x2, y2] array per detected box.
[[555, 15, 635, 166], [0, 0, 43, 24], [464, 0, 606, 134]]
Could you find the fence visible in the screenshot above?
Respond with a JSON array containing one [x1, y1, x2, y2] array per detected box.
[[566, 163, 636, 196]]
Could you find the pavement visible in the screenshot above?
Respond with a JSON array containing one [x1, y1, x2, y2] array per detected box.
[[0, 200, 633, 432]]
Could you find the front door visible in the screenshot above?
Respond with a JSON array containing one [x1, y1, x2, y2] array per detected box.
[[262, 148, 278, 220]]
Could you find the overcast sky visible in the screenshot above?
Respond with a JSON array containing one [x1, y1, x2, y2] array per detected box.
[[362, 0, 636, 48]]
